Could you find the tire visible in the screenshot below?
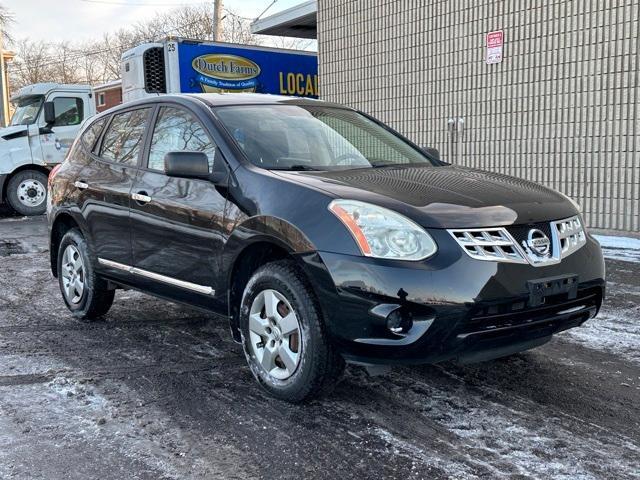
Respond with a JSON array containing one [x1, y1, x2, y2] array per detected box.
[[240, 260, 345, 403], [6, 170, 49, 216], [57, 228, 115, 320]]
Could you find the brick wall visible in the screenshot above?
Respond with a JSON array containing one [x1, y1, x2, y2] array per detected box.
[[318, 0, 640, 231], [95, 87, 122, 113]]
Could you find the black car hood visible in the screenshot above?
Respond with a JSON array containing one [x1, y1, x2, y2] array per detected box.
[[275, 165, 577, 228]]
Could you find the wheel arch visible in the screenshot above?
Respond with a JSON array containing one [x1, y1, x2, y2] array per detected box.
[[223, 216, 317, 341], [49, 211, 88, 277]]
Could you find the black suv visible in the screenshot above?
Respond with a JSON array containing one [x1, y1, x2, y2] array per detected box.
[[48, 94, 605, 402]]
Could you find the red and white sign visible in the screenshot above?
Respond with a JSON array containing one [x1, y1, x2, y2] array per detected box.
[[486, 30, 504, 64]]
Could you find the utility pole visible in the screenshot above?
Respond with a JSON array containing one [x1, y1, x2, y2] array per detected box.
[[213, 0, 223, 42]]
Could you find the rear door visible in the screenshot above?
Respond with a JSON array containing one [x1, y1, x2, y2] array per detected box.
[[82, 107, 151, 271], [129, 103, 227, 309]]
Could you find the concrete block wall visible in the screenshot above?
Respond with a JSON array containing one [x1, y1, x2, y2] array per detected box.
[[318, 0, 639, 231]]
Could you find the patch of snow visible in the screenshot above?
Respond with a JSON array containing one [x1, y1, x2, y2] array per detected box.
[[562, 306, 640, 364], [368, 372, 640, 480], [593, 235, 640, 263]]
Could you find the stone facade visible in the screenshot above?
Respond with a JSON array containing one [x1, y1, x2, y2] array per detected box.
[[318, 0, 639, 231]]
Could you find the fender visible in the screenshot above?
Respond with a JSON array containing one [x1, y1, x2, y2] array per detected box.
[[221, 214, 316, 283], [221, 215, 318, 340], [48, 206, 94, 276]]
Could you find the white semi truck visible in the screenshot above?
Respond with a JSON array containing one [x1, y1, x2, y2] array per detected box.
[[0, 83, 95, 215], [0, 38, 317, 215]]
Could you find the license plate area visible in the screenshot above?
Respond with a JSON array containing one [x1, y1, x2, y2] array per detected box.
[[527, 274, 578, 307]]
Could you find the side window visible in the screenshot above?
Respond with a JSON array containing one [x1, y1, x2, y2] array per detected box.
[[147, 106, 216, 172], [52, 97, 84, 127], [100, 108, 150, 166], [80, 118, 106, 152]]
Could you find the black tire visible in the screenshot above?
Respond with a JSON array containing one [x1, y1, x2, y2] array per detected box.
[[57, 228, 115, 320], [6, 170, 49, 216], [240, 260, 345, 403]]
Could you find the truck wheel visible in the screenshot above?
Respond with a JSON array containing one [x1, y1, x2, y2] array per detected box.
[[6, 170, 49, 216], [57, 228, 115, 320], [240, 260, 345, 403]]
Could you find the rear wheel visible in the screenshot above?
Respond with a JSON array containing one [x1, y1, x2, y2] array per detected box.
[[240, 260, 345, 403], [6, 170, 48, 216], [57, 228, 114, 320]]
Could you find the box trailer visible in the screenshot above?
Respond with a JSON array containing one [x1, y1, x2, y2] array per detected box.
[[121, 38, 318, 102]]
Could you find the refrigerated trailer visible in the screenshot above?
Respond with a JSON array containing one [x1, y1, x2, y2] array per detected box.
[[121, 38, 318, 102]]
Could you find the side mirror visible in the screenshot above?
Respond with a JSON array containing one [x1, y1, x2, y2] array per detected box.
[[422, 146, 440, 161], [164, 151, 210, 179], [43, 101, 56, 125]]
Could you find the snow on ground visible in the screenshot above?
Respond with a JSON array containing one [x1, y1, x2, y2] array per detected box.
[[593, 235, 640, 263], [564, 306, 640, 364]]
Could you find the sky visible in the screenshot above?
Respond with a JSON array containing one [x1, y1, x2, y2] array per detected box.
[[3, 0, 306, 43]]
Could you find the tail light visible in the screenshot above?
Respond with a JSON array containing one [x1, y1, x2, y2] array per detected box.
[[48, 164, 62, 188]]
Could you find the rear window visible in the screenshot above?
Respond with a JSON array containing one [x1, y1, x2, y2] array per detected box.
[[81, 118, 106, 152], [100, 109, 150, 165]]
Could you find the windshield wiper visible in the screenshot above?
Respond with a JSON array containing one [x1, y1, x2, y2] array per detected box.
[[282, 165, 323, 171]]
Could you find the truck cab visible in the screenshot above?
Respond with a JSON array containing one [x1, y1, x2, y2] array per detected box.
[[0, 83, 95, 215]]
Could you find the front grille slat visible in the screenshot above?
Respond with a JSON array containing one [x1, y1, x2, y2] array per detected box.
[[448, 215, 587, 266]]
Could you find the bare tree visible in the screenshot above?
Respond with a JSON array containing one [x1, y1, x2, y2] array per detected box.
[[0, 4, 13, 44]]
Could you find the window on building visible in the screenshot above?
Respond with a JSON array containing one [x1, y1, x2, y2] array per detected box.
[[51, 97, 84, 127], [147, 106, 216, 172], [100, 108, 150, 166], [97, 92, 106, 107]]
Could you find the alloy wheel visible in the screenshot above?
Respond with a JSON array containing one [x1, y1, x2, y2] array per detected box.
[[248, 289, 302, 380], [61, 245, 85, 304]]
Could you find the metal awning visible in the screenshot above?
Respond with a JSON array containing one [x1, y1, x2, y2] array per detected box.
[[251, 0, 317, 39]]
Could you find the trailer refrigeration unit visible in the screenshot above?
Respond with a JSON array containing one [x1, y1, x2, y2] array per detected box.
[[121, 38, 319, 102]]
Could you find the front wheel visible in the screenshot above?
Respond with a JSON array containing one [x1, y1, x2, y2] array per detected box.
[[6, 170, 49, 216], [240, 260, 345, 403], [57, 228, 115, 320]]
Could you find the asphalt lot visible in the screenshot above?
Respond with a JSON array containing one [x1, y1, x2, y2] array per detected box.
[[0, 211, 639, 479]]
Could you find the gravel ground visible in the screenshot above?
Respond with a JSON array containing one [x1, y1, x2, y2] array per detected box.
[[0, 213, 639, 480]]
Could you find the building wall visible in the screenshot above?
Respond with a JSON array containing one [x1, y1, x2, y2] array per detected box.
[[318, 0, 640, 231], [95, 87, 122, 113]]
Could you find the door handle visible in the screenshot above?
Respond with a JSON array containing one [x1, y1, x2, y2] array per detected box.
[[132, 191, 152, 204], [74, 181, 89, 190]]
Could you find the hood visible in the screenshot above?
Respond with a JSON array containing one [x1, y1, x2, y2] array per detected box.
[[0, 125, 29, 141], [275, 165, 578, 228]]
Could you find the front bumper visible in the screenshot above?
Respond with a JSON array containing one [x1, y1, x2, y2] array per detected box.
[[299, 229, 606, 365]]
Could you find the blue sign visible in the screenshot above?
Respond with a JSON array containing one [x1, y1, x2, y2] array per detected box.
[[177, 42, 319, 98]]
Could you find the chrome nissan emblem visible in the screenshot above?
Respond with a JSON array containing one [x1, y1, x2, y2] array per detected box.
[[526, 229, 551, 257]]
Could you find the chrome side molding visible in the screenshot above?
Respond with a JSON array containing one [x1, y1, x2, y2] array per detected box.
[[98, 258, 215, 296]]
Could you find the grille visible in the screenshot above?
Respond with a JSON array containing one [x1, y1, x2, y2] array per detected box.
[[143, 47, 167, 94], [448, 228, 527, 264], [449, 215, 586, 266], [553, 217, 587, 257], [461, 287, 602, 336], [507, 223, 554, 256]]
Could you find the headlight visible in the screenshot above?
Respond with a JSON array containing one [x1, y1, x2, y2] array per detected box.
[[328, 199, 437, 260]]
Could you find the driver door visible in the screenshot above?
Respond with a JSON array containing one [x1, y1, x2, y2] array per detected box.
[[38, 93, 89, 165]]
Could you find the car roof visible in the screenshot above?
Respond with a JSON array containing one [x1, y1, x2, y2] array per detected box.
[[107, 93, 349, 112]]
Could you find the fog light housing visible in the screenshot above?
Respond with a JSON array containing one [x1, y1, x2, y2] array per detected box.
[[386, 308, 413, 335]]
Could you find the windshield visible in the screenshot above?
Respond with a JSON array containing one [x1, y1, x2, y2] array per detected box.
[[10, 95, 44, 126], [215, 105, 439, 171]]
